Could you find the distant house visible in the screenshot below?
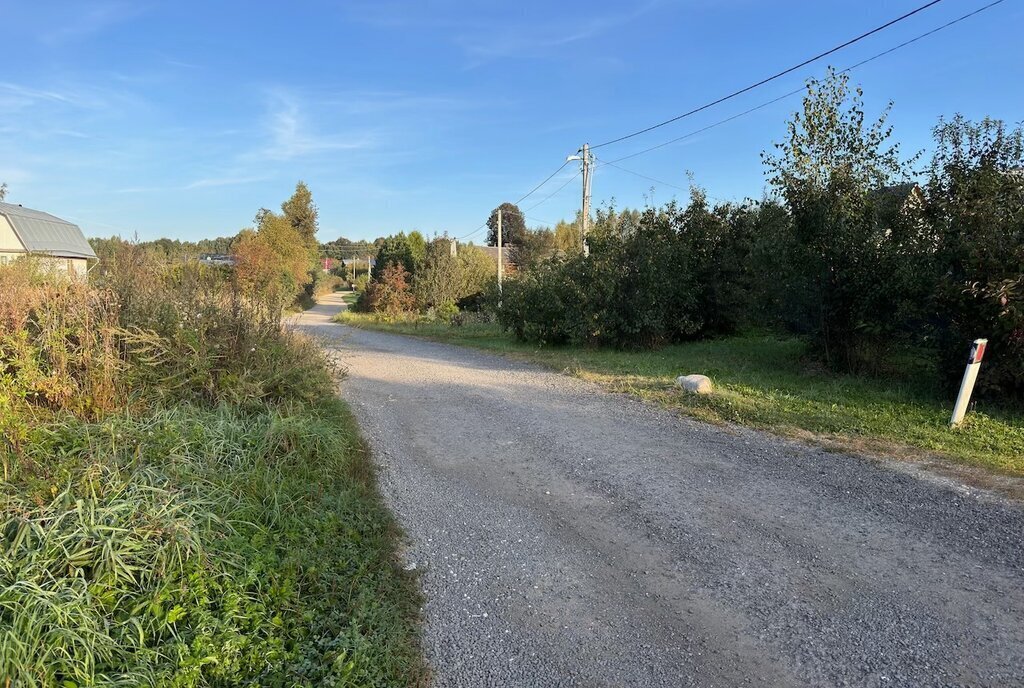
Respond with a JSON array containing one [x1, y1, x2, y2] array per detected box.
[[0, 202, 97, 276], [868, 182, 926, 230], [451, 241, 517, 273], [199, 253, 237, 267]]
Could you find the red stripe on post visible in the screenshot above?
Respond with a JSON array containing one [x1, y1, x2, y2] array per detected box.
[[973, 341, 986, 363]]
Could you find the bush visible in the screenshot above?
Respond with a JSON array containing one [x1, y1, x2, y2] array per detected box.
[[437, 301, 460, 322], [924, 116, 1024, 398], [314, 273, 345, 297], [0, 247, 423, 686], [762, 69, 927, 373], [355, 263, 416, 318], [496, 191, 755, 348]]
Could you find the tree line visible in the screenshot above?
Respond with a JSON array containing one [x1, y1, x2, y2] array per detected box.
[[497, 70, 1023, 401]]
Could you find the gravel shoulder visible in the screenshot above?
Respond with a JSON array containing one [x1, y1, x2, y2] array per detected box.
[[296, 294, 1024, 687]]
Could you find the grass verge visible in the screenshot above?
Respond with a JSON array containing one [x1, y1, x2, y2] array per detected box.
[[335, 311, 1024, 477], [1, 397, 424, 687], [1, 259, 424, 687]]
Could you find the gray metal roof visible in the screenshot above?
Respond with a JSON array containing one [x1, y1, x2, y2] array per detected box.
[[0, 201, 97, 260]]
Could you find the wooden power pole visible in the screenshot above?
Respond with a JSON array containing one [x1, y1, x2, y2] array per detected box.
[[497, 208, 503, 293], [573, 143, 593, 257]]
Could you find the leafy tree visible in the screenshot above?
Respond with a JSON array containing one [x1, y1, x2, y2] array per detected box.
[[358, 263, 416, 317], [374, 231, 426, 277], [496, 191, 752, 348], [552, 219, 580, 254], [412, 239, 498, 312], [281, 181, 319, 249], [486, 202, 526, 246], [762, 68, 917, 371], [414, 238, 461, 309], [89, 235, 236, 263], [924, 116, 1024, 397], [321, 236, 373, 261], [509, 228, 555, 270], [457, 245, 496, 305], [0, 183, 6, 201], [233, 210, 312, 325]]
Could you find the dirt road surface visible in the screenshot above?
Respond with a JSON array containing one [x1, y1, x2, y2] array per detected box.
[[297, 293, 1024, 687]]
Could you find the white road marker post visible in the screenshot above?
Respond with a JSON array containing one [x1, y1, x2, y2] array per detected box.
[[950, 338, 988, 428]]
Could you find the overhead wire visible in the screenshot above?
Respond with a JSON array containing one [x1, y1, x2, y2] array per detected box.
[[459, 0, 1003, 237], [524, 170, 582, 213], [595, 158, 688, 193], [590, 0, 947, 150], [456, 159, 573, 240], [602, 0, 1007, 167]]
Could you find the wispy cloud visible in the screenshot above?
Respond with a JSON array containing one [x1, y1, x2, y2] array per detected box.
[[162, 57, 202, 70], [184, 175, 269, 190], [341, 1, 665, 68], [0, 82, 77, 111], [38, 2, 148, 46], [0, 79, 144, 115], [456, 2, 663, 66], [0, 166, 34, 185], [115, 174, 269, 194], [256, 90, 376, 161]]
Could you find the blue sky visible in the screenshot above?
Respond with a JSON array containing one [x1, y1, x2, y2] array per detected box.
[[1, 0, 1020, 243]]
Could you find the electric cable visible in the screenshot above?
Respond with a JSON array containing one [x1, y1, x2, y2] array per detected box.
[[590, 0, 947, 150], [603, 0, 1007, 165]]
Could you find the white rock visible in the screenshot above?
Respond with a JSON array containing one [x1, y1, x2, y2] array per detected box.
[[676, 374, 713, 395]]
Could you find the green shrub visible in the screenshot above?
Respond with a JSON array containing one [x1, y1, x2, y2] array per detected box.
[[0, 400, 422, 687], [355, 263, 416, 318], [496, 191, 755, 348], [313, 273, 345, 297], [922, 116, 1024, 399], [430, 301, 460, 324]]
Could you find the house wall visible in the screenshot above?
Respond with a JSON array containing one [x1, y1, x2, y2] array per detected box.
[[0, 215, 25, 254], [0, 252, 89, 277], [0, 252, 21, 267], [33, 256, 89, 278], [0, 214, 89, 277]]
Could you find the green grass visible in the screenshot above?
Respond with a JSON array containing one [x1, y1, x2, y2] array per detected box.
[[335, 311, 1024, 477], [1, 398, 425, 687], [0, 257, 425, 686]]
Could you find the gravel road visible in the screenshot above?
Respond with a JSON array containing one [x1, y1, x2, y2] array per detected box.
[[297, 294, 1024, 687]]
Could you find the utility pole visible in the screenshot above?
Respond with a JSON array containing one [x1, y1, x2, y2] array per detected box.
[[568, 144, 594, 256], [581, 142, 592, 256], [497, 208, 503, 293]]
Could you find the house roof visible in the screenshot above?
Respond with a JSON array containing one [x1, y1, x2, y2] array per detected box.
[[467, 245, 513, 261], [0, 201, 97, 260]]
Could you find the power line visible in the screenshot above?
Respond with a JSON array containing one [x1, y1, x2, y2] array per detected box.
[[461, 0, 1002, 241], [458, 158, 577, 239], [596, 158, 689, 193], [604, 0, 1006, 165], [590, 0, 946, 150], [513, 160, 572, 205], [524, 170, 581, 212], [596, 158, 732, 203]]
